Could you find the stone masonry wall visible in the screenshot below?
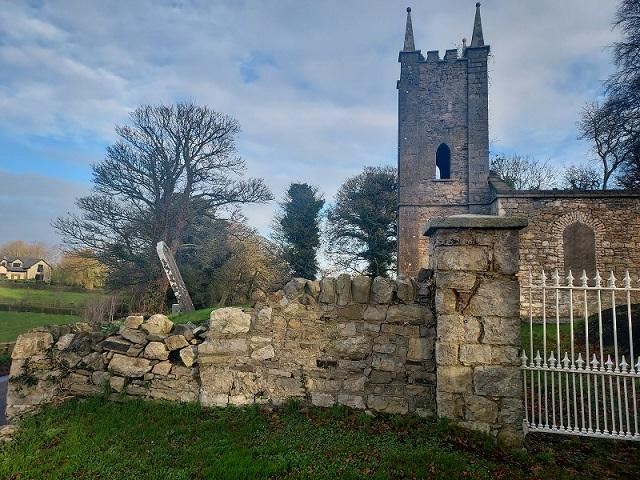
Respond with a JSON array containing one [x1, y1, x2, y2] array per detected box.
[[427, 219, 525, 446], [493, 194, 640, 317], [7, 274, 436, 420]]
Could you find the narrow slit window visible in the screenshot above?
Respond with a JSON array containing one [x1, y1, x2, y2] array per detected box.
[[435, 143, 451, 179]]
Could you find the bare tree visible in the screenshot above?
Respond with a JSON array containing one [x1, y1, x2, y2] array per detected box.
[[0, 240, 55, 262], [562, 164, 601, 190], [578, 102, 630, 189], [55, 103, 272, 310], [490, 154, 557, 190]]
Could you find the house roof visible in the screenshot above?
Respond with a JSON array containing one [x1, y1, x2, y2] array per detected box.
[[0, 256, 49, 272]]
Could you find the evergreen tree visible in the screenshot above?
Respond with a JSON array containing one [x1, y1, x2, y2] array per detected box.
[[272, 183, 324, 279], [325, 166, 397, 277]]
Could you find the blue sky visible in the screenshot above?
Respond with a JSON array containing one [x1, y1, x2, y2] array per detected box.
[[0, 0, 619, 245]]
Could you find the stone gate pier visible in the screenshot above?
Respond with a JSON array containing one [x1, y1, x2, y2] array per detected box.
[[426, 214, 528, 446]]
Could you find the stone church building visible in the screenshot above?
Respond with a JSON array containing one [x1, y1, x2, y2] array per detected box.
[[397, 4, 640, 312]]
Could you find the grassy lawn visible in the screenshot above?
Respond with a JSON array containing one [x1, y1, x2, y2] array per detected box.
[[0, 311, 80, 342], [520, 321, 581, 358], [0, 285, 103, 309], [1, 397, 639, 479], [170, 306, 217, 325]]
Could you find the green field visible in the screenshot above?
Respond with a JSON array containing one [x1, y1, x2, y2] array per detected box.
[[0, 285, 103, 309], [520, 321, 580, 358], [0, 311, 81, 342], [170, 306, 217, 325], [1, 397, 638, 480]]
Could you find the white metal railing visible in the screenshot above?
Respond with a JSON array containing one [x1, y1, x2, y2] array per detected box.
[[522, 269, 640, 440]]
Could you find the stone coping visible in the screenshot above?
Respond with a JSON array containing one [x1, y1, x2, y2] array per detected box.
[[424, 214, 528, 236], [491, 189, 640, 199]]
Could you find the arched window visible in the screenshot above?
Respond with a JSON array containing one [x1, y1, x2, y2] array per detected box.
[[435, 143, 451, 179], [563, 222, 596, 278]]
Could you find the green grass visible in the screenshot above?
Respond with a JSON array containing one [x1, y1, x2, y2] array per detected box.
[[0, 311, 80, 342], [0, 285, 103, 309], [169, 306, 217, 325], [521, 321, 582, 358], [1, 397, 639, 479]]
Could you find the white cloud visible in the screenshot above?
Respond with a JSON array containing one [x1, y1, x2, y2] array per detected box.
[[0, 0, 623, 241], [0, 170, 88, 244]]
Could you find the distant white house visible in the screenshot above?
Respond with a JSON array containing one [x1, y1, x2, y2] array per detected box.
[[0, 256, 52, 282]]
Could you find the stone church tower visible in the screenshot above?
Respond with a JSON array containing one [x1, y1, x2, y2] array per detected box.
[[397, 4, 491, 275]]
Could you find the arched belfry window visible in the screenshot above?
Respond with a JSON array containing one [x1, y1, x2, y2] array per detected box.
[[563, 222, 596, 278], [435, 143, 451, 179]]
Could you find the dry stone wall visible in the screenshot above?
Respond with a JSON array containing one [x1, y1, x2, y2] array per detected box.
[[7, 219, 526, 447], [426, 216, 527, 446], [7, 274, 436, 419]]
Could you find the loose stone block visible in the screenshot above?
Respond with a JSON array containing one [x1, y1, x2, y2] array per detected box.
[[210, 308, 251, 334], [336, 274, 352, 306], [119, 328, 147, 344], [435, 288, 457, 315], [318, 278, 336, 303], [142, 314, 174, 335], [351, 275, 371, 303], [165, 335, 189, 351], [179, 346, 197, 367], [343, 376, 366, 392], [371, 277, 395, 304], [144, 342, 169, 361], [173, 324, 194, 341], [109, 376, 126, 392], [92, 371, 111, 386], [395, 276, 415, 303], [152, 361, 172, 376], [101, 337, 132, 354], [108, 354, 153, 378], [124, 315, 144, 329], [284, 278, 307, 299], [12, 332, 54, 359], [55, 333, 75, 351]]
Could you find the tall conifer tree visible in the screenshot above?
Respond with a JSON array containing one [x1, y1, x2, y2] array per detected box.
[[272, 183, 324, 279]]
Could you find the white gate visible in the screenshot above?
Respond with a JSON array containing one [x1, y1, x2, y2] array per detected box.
[[522, 270, 640, 440]]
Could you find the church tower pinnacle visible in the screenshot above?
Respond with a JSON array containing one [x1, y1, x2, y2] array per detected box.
[[471, 2, 484, 47], [403, 7, 415, 51]]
